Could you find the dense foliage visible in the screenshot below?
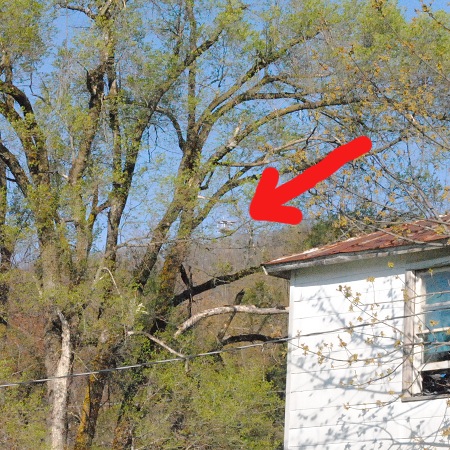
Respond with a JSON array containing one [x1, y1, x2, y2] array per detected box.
[[0, 0, 448, 448]]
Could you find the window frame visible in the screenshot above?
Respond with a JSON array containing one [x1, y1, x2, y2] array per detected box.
[[403, 264, 450, 400]]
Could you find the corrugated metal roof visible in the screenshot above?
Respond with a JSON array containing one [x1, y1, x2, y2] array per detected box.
[[265, 215, 450, 268]]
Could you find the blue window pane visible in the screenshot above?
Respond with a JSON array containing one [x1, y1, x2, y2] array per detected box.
[[425, 309, 450, 330], [423, 271, 450, 305], [423, 330, 450, 362], [421, 270, 450, 362]]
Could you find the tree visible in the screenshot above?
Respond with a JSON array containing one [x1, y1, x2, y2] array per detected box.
[[0, 0, 448, 448]]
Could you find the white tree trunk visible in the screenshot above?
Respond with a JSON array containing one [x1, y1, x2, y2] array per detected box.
[[48, 311, 72, 450]]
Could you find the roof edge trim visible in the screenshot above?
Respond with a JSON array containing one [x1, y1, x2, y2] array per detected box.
[[263, 243, 447, 277]]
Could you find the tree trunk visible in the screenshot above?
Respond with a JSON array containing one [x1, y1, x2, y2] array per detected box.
[[111, 377, 143, 450], [39, 232, 73, 450], [0, 160, 11, 327], [73, 334, 121, 449], [45, 311, 73, 450], [73, 372, 108, 450]]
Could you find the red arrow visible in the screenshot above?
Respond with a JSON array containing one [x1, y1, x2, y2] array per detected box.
[[249, 136, 372, 225]]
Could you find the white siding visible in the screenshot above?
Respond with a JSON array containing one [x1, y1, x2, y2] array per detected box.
[[285, 251, 450, 449]]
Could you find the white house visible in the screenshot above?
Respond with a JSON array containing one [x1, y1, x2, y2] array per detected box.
[[263, 217, 450, 450]]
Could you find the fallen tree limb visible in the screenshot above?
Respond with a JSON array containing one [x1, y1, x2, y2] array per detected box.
[[174, 305, 288, 337]]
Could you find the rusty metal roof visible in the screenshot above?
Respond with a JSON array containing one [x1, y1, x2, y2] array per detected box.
[[264, 216, 450, 272]]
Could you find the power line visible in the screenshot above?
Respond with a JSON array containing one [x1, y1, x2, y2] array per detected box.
[[0, 337, 290, 389], [0, 305, 440, 388], [2, 290, 450, 389], [0, 301, 447, 388]]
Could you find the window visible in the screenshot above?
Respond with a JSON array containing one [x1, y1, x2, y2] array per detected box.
[[404, 267, 450, 398]]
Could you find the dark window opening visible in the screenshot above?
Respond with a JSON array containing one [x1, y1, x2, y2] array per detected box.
[[422, 369, 450, 395]]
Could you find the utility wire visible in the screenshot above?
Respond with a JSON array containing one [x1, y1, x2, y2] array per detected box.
[[0, 300, 441, 389], [0, 303, 446, 389], [0, 301, 447, 388], [2, 289, 450, 389], [0, 337, 291, 389]]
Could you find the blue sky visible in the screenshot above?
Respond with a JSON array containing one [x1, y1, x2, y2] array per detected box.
[[398, 0, 449, 18]]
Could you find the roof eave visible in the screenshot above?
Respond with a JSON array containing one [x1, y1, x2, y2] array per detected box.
[[263, 242, 448, 279]]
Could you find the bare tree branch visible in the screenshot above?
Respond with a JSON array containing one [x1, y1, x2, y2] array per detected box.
[[132, 201, 186, 292], [172, 265, 261, 307], [201, 34, 318, 121], [58, 3, 96, 19], [0, 141, 31, 196], [193, 173, 257, 230], [216, 289, 245, 342], [155, 107, 186, 151], [199, 95, 365, 185], [174, 305, 289, 337], [68, 65, 106, 185], [0, 91, 49, 184], [0, 80, 34, 114], [127, 331, 185, 358]]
